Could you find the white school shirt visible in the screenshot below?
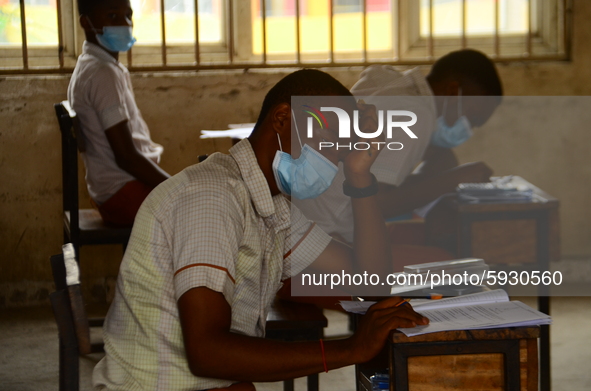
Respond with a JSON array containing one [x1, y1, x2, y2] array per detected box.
[[93, 139, 332, 390], [67, 41, 163, 204], [295, 66, 437, 243]]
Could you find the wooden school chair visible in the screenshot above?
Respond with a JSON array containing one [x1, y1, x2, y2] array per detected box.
[[49, 245, 104, 391], [54, 101, 131, 261]]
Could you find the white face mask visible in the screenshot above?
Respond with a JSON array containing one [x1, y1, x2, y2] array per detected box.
[[271, 111, 338, 200], [431, 89, 473, 148]]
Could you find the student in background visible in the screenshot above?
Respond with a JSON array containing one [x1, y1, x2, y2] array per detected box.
[[93, 69, 428, 391], [297, 49, 503, 269], [68, 0, 170, 227]]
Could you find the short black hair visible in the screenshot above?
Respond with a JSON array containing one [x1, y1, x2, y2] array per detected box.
[[78, 0, 101, 15], [428, 49, 503, 96], [253, 69, 353, 130]]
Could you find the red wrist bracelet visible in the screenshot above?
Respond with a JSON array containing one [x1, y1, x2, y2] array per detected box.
[[319, 339, 328, 373]]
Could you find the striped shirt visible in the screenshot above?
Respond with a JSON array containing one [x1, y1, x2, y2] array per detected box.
[[93, 139, 331, 390], [68, 41, 163, 204], [295, 66, 437, 243]]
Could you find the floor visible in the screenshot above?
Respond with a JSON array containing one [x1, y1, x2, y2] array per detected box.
[[1, 297, 590, 391]]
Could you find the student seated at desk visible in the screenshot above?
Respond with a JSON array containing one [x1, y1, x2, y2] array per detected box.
[[296, 49, 503, 269], [67, 0, 170, 227], [93, 69, 428, 391]]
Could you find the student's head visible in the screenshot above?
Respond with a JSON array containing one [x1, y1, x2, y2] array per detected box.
[[250, 69, 356, 198], [78, 0, 134, 51], [252, 69, 355, 162], [427, 49, 503, 128]]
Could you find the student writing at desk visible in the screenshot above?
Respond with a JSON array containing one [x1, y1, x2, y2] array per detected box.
[[68, 0, 171, 227], [93, 70, 428, 391], [297, 49, 504, 269]]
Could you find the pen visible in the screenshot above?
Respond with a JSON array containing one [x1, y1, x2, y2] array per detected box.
[[395, 299, 411, 307]]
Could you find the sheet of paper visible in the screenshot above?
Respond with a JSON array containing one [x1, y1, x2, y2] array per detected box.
[[200, 127, 253, 139], [340, 290, 508, 315], [399, 300, 551, 337], [411, 289, 508, 311], [228, 123, 256, 129], [414, 193, 454, 218], [339, 300, 376, 314]]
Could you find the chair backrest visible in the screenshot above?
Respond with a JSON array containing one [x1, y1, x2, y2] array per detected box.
[[49, 247, 92, 355], [49, 244, 96, 391], [54, 102, 82, 242]]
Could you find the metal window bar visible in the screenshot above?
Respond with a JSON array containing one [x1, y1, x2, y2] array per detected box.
[[160, 0, 167, 65], [428, 0, 434, 59], [295, 0, 301, 63], [395, 0, 400, 60], [195, 0, 201, 64], [0, 0, 570, 75], [227, 0, 234, 64], [19, 0, 28, 70], [563, 0, 572, 60], [56, 0, 64, 69], [362, 0, 368, 62], [527, 0, 533, 56], [494, 0, 500, 58], [261, 0, 267, 64], [461, 0, 467, 49], [328, 0, 334, 64]]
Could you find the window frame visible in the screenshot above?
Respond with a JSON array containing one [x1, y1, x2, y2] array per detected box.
[[399, 0, 568, 62], [0, 0, 572, 75]]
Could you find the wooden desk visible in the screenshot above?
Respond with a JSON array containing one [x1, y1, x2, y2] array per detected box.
[[425, 176, 559, 391], [266, 299, 328, 391], [356, 327, 539, 391]]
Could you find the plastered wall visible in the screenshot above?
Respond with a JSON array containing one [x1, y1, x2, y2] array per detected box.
[[1, 1, 590, 307]]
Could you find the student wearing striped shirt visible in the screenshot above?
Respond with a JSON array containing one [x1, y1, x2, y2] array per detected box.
[[93, 69, 428, 391]]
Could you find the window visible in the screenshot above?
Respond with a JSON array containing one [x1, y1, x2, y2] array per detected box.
[[0, 0, 570, 74], [0, 0, 61, 70], [410, 0, 568, 59]]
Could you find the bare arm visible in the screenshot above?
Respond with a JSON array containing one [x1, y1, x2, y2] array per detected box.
[[305, 103, 393, 295], [178, 287, 427, 381], [418, 145, 459, 177], [105, 120, 170, 188]]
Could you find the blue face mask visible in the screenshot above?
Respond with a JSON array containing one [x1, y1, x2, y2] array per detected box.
[[272, 112, 338, 200], [87, 17, 136, 53], [431, 90, 473, 148]]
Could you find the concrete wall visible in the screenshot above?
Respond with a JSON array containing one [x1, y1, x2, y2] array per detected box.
[[1, 1, 590, 307]]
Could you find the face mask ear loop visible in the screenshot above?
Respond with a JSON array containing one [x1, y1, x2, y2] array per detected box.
[[291, 109, 304, 149], [85, 16, 100, 34], [458, 87, 463, 118], [276, 133, 283, 152]]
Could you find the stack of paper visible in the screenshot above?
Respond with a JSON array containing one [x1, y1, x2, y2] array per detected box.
[[403, 258, 488, 278], [457, 176, 533, 203]]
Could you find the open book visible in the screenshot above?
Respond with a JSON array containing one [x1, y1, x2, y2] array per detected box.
[[340, 289, 551, 337]]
